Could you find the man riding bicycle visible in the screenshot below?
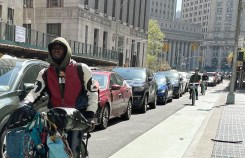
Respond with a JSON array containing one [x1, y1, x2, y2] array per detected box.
[[189, 68, 201, 100], [21, 37, 98, 158], [201, 72, 209, 92]]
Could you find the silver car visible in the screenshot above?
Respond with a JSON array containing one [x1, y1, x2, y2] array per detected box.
[[0, 56, 49, 157]]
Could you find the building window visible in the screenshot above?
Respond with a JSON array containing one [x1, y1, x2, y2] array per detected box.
[[85, 25, 88, 44], [24, 0, 33, 8], [84, 0, 88, 5], [47, 0, 63, 7], [112, 0, 116, 17], [47, 23, 61, 45], [23, 24, 31, 43], [104, 0, 108, 14], [94, 0, 99, 9], [47, 23, 61, 36], [7, 8, 14, 24]]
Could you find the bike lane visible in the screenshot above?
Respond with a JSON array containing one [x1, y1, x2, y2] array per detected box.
[[110, 83, 225, 158]]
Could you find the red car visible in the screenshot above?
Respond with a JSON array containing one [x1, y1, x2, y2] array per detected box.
[[92, 71, 133, 129]]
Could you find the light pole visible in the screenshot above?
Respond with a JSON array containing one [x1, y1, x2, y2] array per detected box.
[[226, 0, 242, 104]]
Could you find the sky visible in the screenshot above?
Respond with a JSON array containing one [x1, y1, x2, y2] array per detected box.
[[177, 0, 182, 11]]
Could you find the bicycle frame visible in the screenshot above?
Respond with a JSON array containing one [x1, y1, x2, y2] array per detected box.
[[189, 83, 199, 105]]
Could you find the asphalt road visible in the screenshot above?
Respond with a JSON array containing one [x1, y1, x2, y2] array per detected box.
[[88, 88, 205, 158]]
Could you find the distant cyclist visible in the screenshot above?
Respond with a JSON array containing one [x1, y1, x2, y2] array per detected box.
[[189, 68, 201, 100], [201, 72, 209, 91]]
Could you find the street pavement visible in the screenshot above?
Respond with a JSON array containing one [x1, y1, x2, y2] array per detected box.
[[110, 81, 245, 158]]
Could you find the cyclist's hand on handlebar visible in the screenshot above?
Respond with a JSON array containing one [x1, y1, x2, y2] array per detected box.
[[87, 118, 95, 132]]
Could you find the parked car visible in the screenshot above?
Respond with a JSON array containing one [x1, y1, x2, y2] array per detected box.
[[0, 56, 49, 157], [92, 71, 133, 129], [206, 72, 217, 86], [179, 72, 190, 93], [154, 74, 173, 105], [113, 67, 158, 113], [155, 71, 184, 99]]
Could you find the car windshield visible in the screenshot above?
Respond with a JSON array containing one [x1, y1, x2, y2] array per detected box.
[[113, 68, 146, 82], [0, 64, 20, 92], [157, 72, 179, 81], [92, 74, 108, 89], [207, 73, 215, 77], [154, 75, 167, 84]]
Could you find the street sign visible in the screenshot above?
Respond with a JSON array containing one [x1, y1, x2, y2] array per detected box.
[[238, 36, 244, 48], [15, 26, 26, 43]]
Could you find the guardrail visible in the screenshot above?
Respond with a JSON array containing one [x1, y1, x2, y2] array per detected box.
[[0, 22, 119, 62]]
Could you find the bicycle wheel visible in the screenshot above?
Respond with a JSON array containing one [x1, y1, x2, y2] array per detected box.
[[192, 89, 195, 105], [203, 85, 206, 95], [80, 140, 88, 158]]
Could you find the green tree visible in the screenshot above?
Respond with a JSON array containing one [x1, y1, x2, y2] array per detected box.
[[147, 20, 170, 71]]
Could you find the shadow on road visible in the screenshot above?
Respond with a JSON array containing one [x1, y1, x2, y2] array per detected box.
[[184, 103, 193, 106], [197, 109, 212, 111]]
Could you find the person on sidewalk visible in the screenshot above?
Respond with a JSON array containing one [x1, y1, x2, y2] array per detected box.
[[21, 37, 98, 157], [189, 68, 201, 100]]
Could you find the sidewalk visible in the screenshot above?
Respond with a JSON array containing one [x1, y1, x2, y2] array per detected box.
[[211, 90, 245, 158], [110, 82, 227, 158]]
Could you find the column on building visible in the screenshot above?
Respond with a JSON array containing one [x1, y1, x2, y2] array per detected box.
[[98, 0, 105, 13], [171, 40, 176, 68], [218, 45, 222, 69], [180, 41, 185, 70], [184, 41, 188, 70], [167, 40, 172, 66], [187, 42, 192, 70], [144, 0, 150, 31], [107, 0, 113, 18], [139, 0, 146, 30], [197, 44, 201, 69], [175, 41, 180, 69], [122, 0, 128, 23], [128, 0, 135, 26]]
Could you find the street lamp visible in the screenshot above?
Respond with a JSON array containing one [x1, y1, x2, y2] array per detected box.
[[226, 0, 242, 104]]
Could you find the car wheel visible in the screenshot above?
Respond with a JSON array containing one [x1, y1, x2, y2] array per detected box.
[[0, 126, 7, 158], [99, 105, 110, 130], [162, 94, 167, 105], [141, 95, 148, 113], [169, 95, 173, 102], [149, 94, 157, 109], [176, 93, 180, 99], [122, 99, 132, 120]]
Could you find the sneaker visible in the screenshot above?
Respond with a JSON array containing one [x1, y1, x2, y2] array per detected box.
[[196, 97, 198, 100]]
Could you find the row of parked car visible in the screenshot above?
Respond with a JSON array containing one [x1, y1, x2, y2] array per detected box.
[[0, 55, 220, 156]]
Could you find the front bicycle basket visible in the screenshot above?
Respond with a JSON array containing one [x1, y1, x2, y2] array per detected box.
[[47, 108, 91, 131]]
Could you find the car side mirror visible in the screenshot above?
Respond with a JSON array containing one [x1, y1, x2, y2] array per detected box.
[[111, 84, 121, 90], [148, 77, 153, 81], [23, 83, 35, 92]]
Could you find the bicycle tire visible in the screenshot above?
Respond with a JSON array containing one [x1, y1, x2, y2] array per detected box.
[[80, 140, 88, 158], [192, 89, 195, 105]]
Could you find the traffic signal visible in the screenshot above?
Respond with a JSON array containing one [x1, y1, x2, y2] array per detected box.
[[191, 43, 198, 51], [162, 43, 169, 52]]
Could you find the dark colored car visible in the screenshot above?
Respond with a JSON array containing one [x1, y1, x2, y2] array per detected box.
[[92, 71, 133, 129], [154, 74, 173, 105], [0, 56, 49, 157], [155, 71, 184, 99], [113, 67, 158, 113]]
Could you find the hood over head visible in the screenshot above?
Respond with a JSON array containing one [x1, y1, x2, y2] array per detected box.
[[48, 37, 72, 69]]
